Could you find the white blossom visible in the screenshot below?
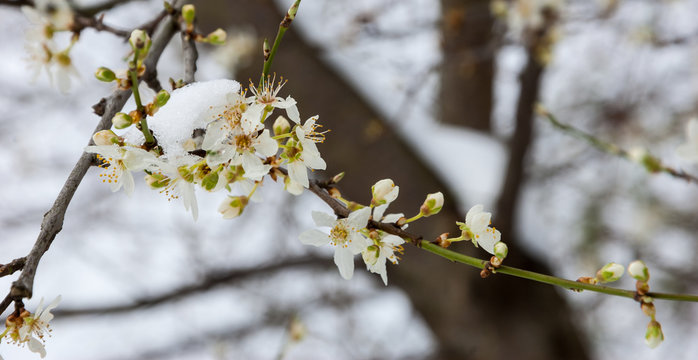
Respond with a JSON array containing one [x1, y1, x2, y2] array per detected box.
[[244, 76, 300, 124], [458, 204, 501, 255], [19, 295, 61, 358], [85, 145, 157, 195], [371, 179, 399, 206], [286, 116, 326, 188], [299, 208, 371, 279], [362, 233, 404, 285]]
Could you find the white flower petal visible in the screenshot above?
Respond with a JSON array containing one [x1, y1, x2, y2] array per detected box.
[[311, 211, 336, 227], [241, 152, 270, 181], [285, 101, 300, 123], [373, 204, 388, 221], [348, 207, 371, 229], [288, 160, 309, 188], [334, 248, 355, 280], [465, 204, 484, 226], [254, 129, 278, 157], [28, 336, 47, 358], [299, 229, 329, 246]]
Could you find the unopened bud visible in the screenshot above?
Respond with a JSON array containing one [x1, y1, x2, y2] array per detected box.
[[273, 115, 291, 135], [155, 89, 170, 107], [112, 112, 133, 129], [493, 241, 508, 260], [218, 196, 248, 219], [95, 67, 116, 82], [182, 4, 196, 25], [129, 29, 149, 50], [645, 320, 664, 348], [628, 260, 650, 282], [330, 172, 345, 184], [362, 245, 380, 266], [419, 191, 444, 217], [628, 147, 662, 173], [371, 179, 399, 206], [206, 28, 227, 45], [641, 302, 656, 317], [263, 38, 270, 60], [92, 130, 119, 145], [286, 0, 300, 21], [596, 262, 625, 283]]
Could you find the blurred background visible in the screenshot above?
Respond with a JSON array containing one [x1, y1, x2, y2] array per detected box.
[[1, 0, 698, 359]]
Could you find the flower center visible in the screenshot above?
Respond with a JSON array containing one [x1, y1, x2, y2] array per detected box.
[[330, 223, 350, 247]]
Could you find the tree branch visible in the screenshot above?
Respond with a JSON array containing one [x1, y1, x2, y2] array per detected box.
[[54, 256, 327, 317], [181, 31, 198, 84], [1, 0, 185, 317]]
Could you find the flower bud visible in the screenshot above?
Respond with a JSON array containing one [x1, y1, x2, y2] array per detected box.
[[371, 179, 399, 206], [129, 29, 149, 50], [92, 130, 119, 145], [206, 28, 227, 45], [273, 115, 291, 136], [419, 191, 444, 217], [493, 241, 508, 261], [95, 67, 116, 82], [596, 262, 625, 283], [628, 260, 650, 283], [636, 281, 650, 295], [112, 112, 133, 129], [645, 320, 664, 348], [628, 147, 662, 173], [286, 0, 300, 21], [155, 89, 170, 107], [218, 196, 248, 219], [362, 245, 380, 266], [263, 38, 270, 60], [181, 4, 196, 25], [330, 172, 345, 184]]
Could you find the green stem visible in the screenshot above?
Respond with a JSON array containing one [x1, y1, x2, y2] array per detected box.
[[258, 0, 301, 88], [404, 213, 423, 223], [129, 50, 155, 146], [419, 241, 698, 302]]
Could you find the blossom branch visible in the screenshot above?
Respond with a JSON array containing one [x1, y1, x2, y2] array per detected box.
[[71, 13, 130, 37], [540, 106, 698, 184], [1, 0, 185, 317], [304, 175, 698, 302]]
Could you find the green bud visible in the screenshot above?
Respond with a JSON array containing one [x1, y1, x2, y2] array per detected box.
[[155, 89, 170, 107], [645, 320, 664, 348], [331, 172, 345, 184], [95, 67, 116, 82], [129, 29, 149, 50], [628, 260, 650, 283], [112, 112, 133, 129], [205, 28, 227, 45], [371, 179, 398, 206], [273, 115, 291, 136], [493, 242, 508, 260], [419, 191, 444, 217], [596, 262, 625, 283], [263, 38, 270, 60], [182, 4, 196, 25]]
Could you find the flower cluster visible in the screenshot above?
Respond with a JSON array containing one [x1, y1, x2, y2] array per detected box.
[[86, 77, 326, 221], [299, 179, 409, 285], [1, 296, 61, 358]]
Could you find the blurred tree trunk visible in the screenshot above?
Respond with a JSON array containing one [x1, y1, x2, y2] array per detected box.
[[196, 1, 589, 359], [440, 0, 494, 130]]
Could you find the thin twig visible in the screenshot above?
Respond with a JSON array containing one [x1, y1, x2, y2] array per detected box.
[[53, 256, 326, 317], [181, 31, 198, 84], [72, 14, 130, 37], [72, 0, 145, 17], [0, 257, 26, 278], [1, 0, 185, 318]]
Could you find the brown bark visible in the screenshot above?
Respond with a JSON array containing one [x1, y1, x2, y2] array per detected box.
[[196, 1, 589, 359], [440, 0, 495, 131]]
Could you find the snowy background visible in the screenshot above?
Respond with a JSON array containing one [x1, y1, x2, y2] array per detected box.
[[1, 0, 698, 359]]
